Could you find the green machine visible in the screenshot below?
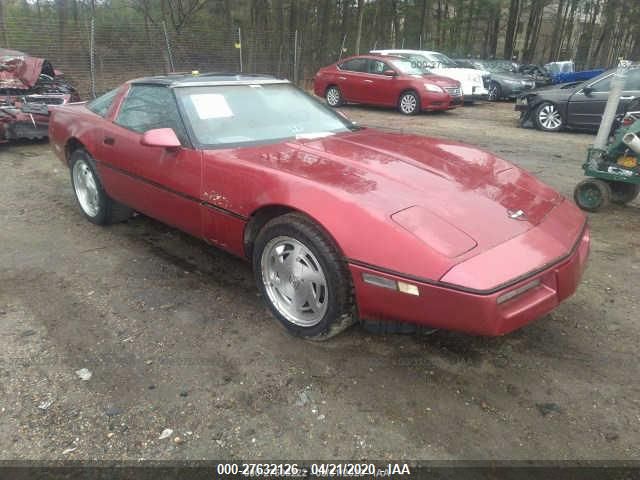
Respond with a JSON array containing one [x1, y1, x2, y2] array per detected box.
[[574, 62, 640, 212]]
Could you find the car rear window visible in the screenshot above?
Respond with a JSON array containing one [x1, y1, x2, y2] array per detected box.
[[87, 88, 118, 117]]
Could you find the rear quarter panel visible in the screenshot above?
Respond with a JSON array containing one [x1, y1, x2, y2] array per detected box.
[[48, 104, 103, 165]]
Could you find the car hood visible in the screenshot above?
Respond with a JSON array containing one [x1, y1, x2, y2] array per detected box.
[[492, 72, 533, 82], [242, 129, 562, 258], [432, 67, 486, 83], [410, 73, 460, 87], [0, 49, 53, 90]]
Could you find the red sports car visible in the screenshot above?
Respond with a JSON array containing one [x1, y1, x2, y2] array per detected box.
[[49, 73, 589, 340], [313, 54, 463, 114]]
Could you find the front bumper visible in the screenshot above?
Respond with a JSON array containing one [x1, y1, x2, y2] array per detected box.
[[420, 91, 463, 111], [350, 219, 590, 336], [463, 84, 488, 100]]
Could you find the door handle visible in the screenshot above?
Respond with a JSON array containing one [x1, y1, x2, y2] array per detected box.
[[103, 136, 115, 146], [363, 79, 374, 84], [620, 96, 635, 100], [338, 76, 346, 80]]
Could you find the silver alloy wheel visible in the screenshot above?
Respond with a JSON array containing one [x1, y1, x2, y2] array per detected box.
[[260, 236, 328, 327], [326, 87, 340, 106], [400, 93, 417, 114], [488, 84, 499, 101], [72, 159, 100, 217], [538, 104, 562, 130]]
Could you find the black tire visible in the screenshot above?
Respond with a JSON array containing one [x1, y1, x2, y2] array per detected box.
[[325, 85, 343, 107], [487, 81, 502, 102], [69, 149, 133, 225], [398, 90, 420, 115], [534, 101, 563, 132], [573, 178, 611, 212], [253, 213, 355, 340], [607, 181, 640, 204]]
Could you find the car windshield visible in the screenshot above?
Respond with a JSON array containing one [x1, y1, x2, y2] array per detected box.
[[175, 83, 355, 147], [389, 59, 424, 75], [427, 53, 458, 67], [477, 61, 512, 73]]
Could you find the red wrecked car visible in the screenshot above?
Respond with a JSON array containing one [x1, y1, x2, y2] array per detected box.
[[0, 48, 79, 143], [49, 73, 589, 340], [313, 54, 463, 114]]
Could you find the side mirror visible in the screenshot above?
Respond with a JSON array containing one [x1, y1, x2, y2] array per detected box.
[[141, 128, 181, 149], [382, 69, 397, 77], [583, 86, 594, 96]]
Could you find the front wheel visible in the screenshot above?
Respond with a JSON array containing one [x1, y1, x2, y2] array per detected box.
[[574, 178, 611, 212], [253, 213, 355, 340], [325, 86, 343, 107], [607, 181, 640, 204], [398, 91, 420, 115], [487, 82, 502, 102], [70, 150, 132, 225], [535, 102, 563, 131]]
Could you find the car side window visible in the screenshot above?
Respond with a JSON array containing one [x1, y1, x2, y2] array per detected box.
[[87, 88, 118, 117], [339, 58, 367, 72], [368, 60, 390, 75], [590, 75, 612, 93], [115, 85, 188, 144]]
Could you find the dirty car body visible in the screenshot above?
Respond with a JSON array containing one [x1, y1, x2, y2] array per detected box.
[[49, 74, 589, 339], [0, 49, 79, 143]]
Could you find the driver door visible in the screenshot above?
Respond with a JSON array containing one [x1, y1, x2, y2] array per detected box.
[[568, 70, 640, 129], [100, 84, 203, 237], [361, 59, 397, 106]]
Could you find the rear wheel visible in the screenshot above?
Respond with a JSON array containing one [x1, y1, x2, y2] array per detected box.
[[325, 86, 343, 107], [535, 102, 563, 131], [398, 91, 420, 115], [574, 178, 611, 212], [70, 150, 132, 225], [253, 213, 355, 340], [607, 181, 640, 204]]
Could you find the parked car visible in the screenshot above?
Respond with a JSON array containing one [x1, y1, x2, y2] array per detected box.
[[313, 54, 463, 115], [457, 59, 536, 101], [0, 48, 79, 143], [516, 67, 640, 132], [370, 49, 489, 101], [49, 73, 589, 340]]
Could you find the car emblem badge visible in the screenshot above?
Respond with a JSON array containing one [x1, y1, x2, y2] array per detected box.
[[507, 209, 527, 220]]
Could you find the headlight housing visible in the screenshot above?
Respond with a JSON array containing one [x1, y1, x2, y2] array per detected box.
[[424, 83, 444, 93]]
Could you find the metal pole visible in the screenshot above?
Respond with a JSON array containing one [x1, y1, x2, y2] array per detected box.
[[293, 30, 298, 85], [401, 38, 405, 48], [89, 17, 96, 98], [238, 27, 243, 73], [338, 33, 347, 61], [162, 21, 175, 73], [593, 60, 629, 152], [419, 34, 422, 50]]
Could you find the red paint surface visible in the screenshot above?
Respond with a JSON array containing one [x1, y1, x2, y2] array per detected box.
[[48, 83, 590, 335], [313, 55, 463, 111]]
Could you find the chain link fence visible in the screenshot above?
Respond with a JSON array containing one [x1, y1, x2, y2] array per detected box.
[[2, 16, 299, 100]]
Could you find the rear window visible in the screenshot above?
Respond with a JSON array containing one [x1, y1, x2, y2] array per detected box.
[[87, 89, 118, 117], [339, 58, 367, 72]]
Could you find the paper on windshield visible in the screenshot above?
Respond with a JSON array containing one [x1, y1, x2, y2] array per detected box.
[[190, 93, 234, 119]]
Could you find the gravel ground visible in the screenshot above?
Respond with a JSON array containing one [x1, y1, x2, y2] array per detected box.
[[0, 101, 638, 461]]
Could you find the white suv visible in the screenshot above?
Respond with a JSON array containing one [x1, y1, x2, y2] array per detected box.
[[370, 49, 489, 101]]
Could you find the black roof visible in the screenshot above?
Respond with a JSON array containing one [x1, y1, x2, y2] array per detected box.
[[131, 72, 284, 87]]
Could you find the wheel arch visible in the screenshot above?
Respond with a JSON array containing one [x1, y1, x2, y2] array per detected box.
[[243, 204, 346, 261], [65, 137, 87, 165]]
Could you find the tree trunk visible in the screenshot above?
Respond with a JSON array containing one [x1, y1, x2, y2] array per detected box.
[[503, 0, 520, 59], [354, 0, 365, 54]]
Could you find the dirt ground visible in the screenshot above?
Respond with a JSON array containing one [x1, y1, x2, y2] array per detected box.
[[0, 101, 638, 461]]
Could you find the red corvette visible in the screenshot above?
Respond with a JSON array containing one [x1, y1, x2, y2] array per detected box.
[[313, 54, 463, 114], [49, 73, 589, 340]]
